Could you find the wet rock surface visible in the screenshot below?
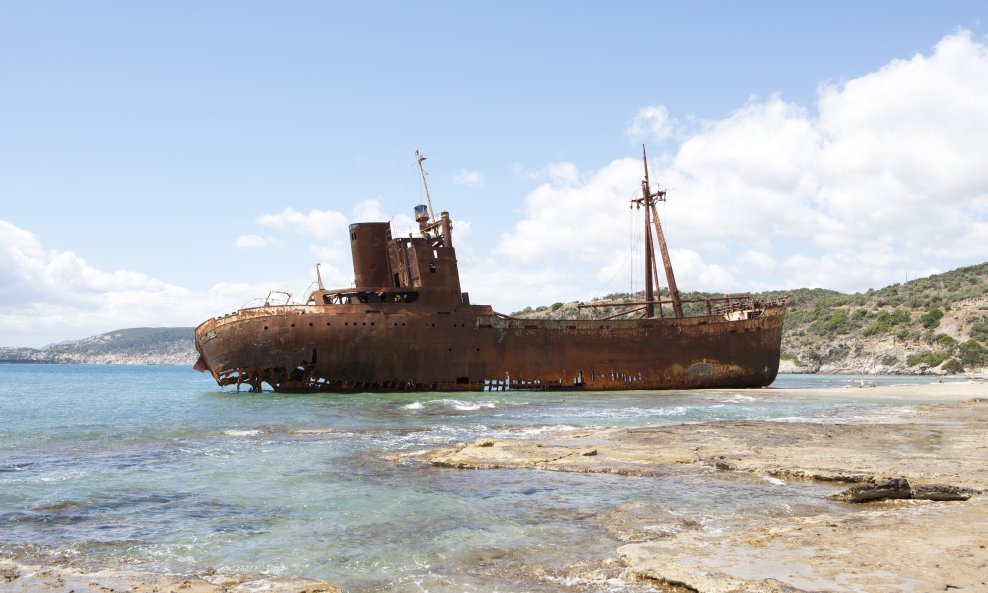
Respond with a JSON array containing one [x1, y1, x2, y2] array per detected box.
[[0, 558, 340, 593], [404, 387, 988, 592]]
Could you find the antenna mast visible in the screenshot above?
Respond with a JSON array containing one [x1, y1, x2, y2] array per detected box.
[[415, 149, 436, 223], [638, 146, 684, 318]]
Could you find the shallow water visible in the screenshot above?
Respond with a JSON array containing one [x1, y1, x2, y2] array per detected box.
[[0, 365, 957, 591]]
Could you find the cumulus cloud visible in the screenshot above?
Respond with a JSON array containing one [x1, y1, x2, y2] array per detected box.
[[627, 105, 675, 143], [352, 199, 384, 221], [234, 234, 275, 249], [479, 30, 988, 308], [0, 219, 280, 347], [257, 207, 349, 240], [454, 170, 484, 186]]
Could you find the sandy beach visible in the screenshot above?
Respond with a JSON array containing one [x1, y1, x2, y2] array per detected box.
[[403, 380, 988, 593]]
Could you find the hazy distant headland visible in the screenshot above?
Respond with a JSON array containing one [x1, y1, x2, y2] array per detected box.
[[0, 327, 196, 366], [2, 263, 986, 374]]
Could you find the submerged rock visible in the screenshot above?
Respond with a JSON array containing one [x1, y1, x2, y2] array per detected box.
[[828, 477, 913, 502], [829, 478, 980, 503]]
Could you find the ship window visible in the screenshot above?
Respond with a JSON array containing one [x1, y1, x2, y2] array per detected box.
[[429, 263, 437, 273], [264, 326, 268, 330], [291, 323, 295, 327], [308, 323, 313, 327]]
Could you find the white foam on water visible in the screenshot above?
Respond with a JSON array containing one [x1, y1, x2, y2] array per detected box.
[[403, 402, 424, 410], [453, 402, 496, 411], [721, 393, 757, 403], [224, 429, 263, 437]]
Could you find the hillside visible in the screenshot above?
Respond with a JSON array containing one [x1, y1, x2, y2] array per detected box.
[[512, 262, 988, 375], [0, 327, 197, 365]]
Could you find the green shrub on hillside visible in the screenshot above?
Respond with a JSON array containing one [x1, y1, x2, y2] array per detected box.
[[934, 333, 958, 350], [905, 352, 948, 367], [959, 340, 987, 368], [943, 358, 964, 374], [921, 308, 944, 329], [971, 317, 988, 342], [810, 309, 860, 335], [863, 309, 912, 336]]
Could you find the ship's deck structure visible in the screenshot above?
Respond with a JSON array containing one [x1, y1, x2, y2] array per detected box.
[[194, 149, 788, 393]]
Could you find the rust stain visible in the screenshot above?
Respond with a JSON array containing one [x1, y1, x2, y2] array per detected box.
[[194, 151, 788, 393]]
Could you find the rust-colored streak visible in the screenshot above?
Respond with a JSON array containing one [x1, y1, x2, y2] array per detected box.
[[193, 153, 788, 394], [195, 299, 787, 393]]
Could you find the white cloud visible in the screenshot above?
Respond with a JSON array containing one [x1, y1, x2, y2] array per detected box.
[[454, 170, 484, 186], [0, 219, 285, 347], [257, 207, 349, 240], [352, 199, 384, 221], [235, 234, 275, 249], [471, 30, 988, 307], [627, 105, 675, 143]]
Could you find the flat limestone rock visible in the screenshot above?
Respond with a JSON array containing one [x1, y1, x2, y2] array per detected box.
[[0, 559, 340, 593], [405, 394, 988, 592], [416, 399, 988, 494], [619, 497, 988, 593]]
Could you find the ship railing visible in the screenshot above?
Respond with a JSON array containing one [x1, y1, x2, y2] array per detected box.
[[239, 290, 296, 310], [578, 295, 789, 318]]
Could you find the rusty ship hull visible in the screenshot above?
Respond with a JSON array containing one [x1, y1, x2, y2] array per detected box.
[[195, 150, 788, 393], [194, 299, 787, 393]]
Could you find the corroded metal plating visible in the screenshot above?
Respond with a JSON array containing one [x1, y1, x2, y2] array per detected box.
[[194, 150, 788, 393]]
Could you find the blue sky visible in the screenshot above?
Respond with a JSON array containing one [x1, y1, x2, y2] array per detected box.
[[1, 2, 986, 347]]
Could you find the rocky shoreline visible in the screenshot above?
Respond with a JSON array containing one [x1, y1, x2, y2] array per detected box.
[[400, 382, 988, 592], [0, 558, 339, 593], [4, 382, 986, 593]]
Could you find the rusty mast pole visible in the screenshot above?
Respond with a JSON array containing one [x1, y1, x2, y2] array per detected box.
[[415, 150, 437, 224], [642, 146, 684, 318], [641, 148, 655, 318]]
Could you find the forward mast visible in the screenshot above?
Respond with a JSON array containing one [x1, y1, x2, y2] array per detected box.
[[634, 146, 683, 318]]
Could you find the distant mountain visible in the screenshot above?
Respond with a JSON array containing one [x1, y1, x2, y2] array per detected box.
[[0, 327, 197, 365]]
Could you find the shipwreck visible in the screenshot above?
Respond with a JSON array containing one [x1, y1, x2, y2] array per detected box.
[[194, 149, 788, 393]]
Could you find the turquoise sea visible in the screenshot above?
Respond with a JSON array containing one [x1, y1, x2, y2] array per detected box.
[[0, 365, 957, 592]]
